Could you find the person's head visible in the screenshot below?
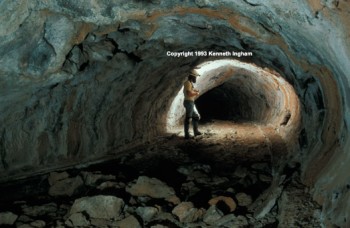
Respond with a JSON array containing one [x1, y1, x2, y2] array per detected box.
[[188, 70, 199, 83]]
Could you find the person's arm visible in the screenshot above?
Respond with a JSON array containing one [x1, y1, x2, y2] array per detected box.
[[185, 82, 199, 97], [187, 89, 199, 97]]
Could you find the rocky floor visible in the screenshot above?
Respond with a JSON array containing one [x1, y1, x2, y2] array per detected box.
[[0, 121, 322, 227]]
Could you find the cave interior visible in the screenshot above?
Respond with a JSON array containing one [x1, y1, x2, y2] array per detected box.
[[0, 0, 350, 227]]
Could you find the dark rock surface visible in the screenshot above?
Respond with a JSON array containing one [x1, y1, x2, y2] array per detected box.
[[0, 136, 321, 227], [0, 0, 349, 226]]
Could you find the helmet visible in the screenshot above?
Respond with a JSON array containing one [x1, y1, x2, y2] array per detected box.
[[190, 70, 200, 77]]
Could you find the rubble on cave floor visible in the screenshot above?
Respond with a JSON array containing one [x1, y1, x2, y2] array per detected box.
[[0, 121, 321, 227]]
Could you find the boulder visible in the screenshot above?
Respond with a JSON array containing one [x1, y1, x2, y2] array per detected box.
[[259, 174, 273, 183], [172, 202, 205, 223], [48, 171, 69, 186], [236, 192, 253, 207], [187, 170, 211, 184], [177, 163, 211, 176], [17, 224, 33, 228], [17, 215, 32, 223], [208, 196, 237, 212], [97, 181, 125, 190], [181, 181, 200, 197], [211, 176, 230, 186], [49, 175, 84, 197], [223, 215, 249, 227], [0, 211, 18, 225], [29, 220, 46, 228], [115, 215, 141, 228], [126, 176, 176, 199], [22, 203, 57, 217], [233, 166, 248, 178], [81, 171, 116, 186], [215, 214, 237, 226], [150, 225, 168, 228], [136, 206, 159, 222], [203, 205, 224, 225], [65, 213, 90, 227], [69, 195, 124, 220]]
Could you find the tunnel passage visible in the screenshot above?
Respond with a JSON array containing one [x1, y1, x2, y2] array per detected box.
[[196, 76, 282, 123], [0, 1, 349, 226], [196, 83, 244, 122], [167, 59, 301, 149]]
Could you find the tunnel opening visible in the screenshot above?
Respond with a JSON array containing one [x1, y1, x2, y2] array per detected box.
[[166, 59, 301, 153], [195, 79, 269, 124], [196, 84, 244, 123]]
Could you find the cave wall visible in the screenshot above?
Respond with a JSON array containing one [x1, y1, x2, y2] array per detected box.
[[0, 0, 349, 226]]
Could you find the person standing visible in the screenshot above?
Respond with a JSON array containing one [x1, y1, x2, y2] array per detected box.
[[183, 70, 202, 139]]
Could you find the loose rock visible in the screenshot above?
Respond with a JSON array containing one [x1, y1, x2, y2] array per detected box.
[[126, 176, 176, 199], [17, 224, 33, 228], [224, 215, 249, 227], [115, 215, 142, 228], [259, 174, 273, 183], [81, 171, 116, 186], [236, 192, 253, 207], [172, 202, 205, 223], [234, 166, 248, 178], [69, 195, 124, 220], [65, 213, 90, 227], [215, 214, 237, 226], [97, 181, 125, 190], [208, 196, 237, 212], [0, 211, 18, 225], [48, 172, 70, 186], [49, 175, 84, 197], [29, 220, 46, 228], [177, 163, 211, 176], [203, 205, 224, 225], [22, 203, 57, 217], [17, 215, 32, 223], [136, 206, 159, 222]]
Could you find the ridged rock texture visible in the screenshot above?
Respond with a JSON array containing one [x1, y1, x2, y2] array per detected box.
[[0, 0, 349, 226]]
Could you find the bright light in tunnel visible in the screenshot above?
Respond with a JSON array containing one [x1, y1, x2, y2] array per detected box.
[[167, 59, 275, 131], [195, 59, 258, 75], [166, 59, 301, 146]]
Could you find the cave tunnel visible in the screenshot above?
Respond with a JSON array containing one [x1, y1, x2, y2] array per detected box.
[[170, 59, 300, 126], [195, 74, 285, 123], [0, 0, 350, 227]]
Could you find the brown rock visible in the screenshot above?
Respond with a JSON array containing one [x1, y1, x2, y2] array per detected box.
[[208, 196, 237, 212], [172, 202, 203, 222]]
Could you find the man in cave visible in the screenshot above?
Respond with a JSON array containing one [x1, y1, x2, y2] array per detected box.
[[183, 70, 202, 139]]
